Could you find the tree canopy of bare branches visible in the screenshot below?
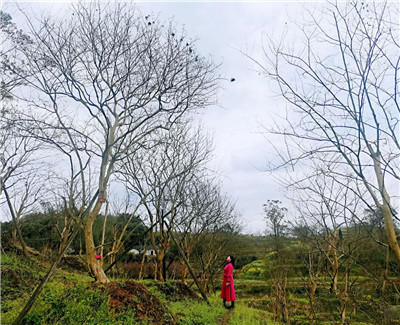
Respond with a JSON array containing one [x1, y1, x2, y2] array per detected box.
[[118, 121, 214, 282], [8, 2, 219, 283], [256, 1, 400, 266]]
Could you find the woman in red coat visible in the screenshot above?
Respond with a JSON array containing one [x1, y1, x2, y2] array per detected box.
[[221, 255, 236, 308]]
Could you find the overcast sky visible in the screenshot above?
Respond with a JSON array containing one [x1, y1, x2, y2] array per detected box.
[[132, 2, 298, 233], [142, 2, 306, 233]]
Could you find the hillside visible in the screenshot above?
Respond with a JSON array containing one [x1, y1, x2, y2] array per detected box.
[[1, 249, 277, 324]]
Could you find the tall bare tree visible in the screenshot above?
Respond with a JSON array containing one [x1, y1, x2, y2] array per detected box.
[[119, 122, 213, 282], [11, 2, 219, 283], [263, 199, 288, 257], [175, 178, 237, 285], [3, 167, 49, 256], [255, 1, 400, 266], [0, 10, 30, 101], [287, 160, 385, 323], [0, 103, 44, 256]]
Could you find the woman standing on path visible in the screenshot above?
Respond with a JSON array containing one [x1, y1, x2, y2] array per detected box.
[[221, 255, 236, 308]]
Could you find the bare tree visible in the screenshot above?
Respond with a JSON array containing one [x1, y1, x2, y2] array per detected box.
[[1, 11, 34, 197], [263, 199, 288, 257], [175, 178, 237, 285], [0, 10, 30, 101], [8, 115, 97, 325], [288, 160, 381, 323], [0, 103, 44, 256], [1, 10, 97, 323], [296, 172, 361, 291], [96, 190, 146, 275], [190, 203, 241, 295], [303, 249, 323, 325], [119, 122, 213, 282], [11, 2, 219, 283], [3, 167, 49, 256], [255, 1, 400, 266]]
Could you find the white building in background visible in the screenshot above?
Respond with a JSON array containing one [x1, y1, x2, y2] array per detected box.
[[128, 245, 157, 256]]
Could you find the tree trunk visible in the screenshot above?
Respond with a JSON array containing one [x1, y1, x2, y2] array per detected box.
[[372, 153, 400, 266], [167, 226, 210, 304], [330, 231, 339, 293], [4, 187, 28, 257], [201, 277, 208, 294], [331, 250, 339, 293], [83, 201, 109, 283], [273, 284, 279, 321], [155, 248, 165, 282], [162, 254, 167, 281], [282, 278, 290, 324], [100, 201, 109, 265], [181, 243, 194, 285], [12, 227, 17, 241], [339, 269, 349, 325], [58, 217, 73, 256], [181, 259, 188, 285], [382, 246, 391, 292], [139, 247, 146, 280], [308, 271, 317, 325], [107, 225, 118, 276], [380, 203, 400, 267]]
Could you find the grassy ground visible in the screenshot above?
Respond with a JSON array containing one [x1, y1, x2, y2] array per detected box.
[[231, 278, 389, 325], [1, 251, 278, 324], [3, 250, 394, 324], [156, 293, 278, 325]]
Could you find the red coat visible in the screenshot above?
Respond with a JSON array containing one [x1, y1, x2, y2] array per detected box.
[[220, 263, 236, 301]]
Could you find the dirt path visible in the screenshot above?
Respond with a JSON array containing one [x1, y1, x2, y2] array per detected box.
[[217, 308, 234, 325]]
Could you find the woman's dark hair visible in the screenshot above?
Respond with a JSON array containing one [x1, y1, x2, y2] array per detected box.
[[228, 255, 235, 267]]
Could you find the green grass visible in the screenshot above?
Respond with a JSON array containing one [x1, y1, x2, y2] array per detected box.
[[166, 294, 280, 325], [1, 250, 387, 324], [228, 300, 278, 325], [1, 252, 44, 305], [168, 295, 225, 324], [2, 278, 133, 324], [1, 252, 21, 266]]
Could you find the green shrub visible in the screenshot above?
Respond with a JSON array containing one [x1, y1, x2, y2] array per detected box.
[[22, 313, 41, 325], [240, 260, 265, 279]]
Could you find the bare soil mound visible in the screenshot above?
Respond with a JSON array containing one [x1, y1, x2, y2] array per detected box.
[[99, 281, 175, 324]]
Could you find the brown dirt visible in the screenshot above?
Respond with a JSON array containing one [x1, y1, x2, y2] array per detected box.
[[97, 281, 175, 324], [1, 263, 40, 301], [217, 309, 233, 325], [155, 281, 202, 302]]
